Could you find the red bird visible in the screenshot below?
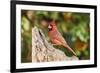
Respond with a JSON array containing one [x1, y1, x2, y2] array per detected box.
[[48, 20, 77, 56]]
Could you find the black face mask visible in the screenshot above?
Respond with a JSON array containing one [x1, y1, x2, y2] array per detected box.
[[48, 28, 52, 31]]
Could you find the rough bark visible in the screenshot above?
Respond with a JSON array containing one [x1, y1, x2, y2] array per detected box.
[[32, 27, 78, 62]]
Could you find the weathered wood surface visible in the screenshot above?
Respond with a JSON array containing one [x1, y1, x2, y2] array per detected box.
[[32, 27, 78, 62]]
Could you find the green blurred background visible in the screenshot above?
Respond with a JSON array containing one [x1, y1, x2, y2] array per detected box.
[[21, 10, 90, 63]]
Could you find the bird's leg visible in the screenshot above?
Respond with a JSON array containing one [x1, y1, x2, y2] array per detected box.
[[52, 44, 61, 49]]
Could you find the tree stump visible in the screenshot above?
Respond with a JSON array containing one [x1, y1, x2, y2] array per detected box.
[[32, 27, 78, 62]]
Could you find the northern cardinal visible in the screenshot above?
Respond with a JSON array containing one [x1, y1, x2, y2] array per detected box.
[[48, 20, 77, 56]]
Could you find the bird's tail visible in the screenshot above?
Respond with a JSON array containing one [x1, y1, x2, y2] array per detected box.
[[63, 44, 77, 56]]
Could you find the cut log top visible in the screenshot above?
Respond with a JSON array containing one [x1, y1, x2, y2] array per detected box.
[[32, 26, 78, 62]]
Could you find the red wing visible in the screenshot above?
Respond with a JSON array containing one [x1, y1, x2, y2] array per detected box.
[[51, 39, 62, 45], [48, 29, 67, 45], [55, 30, 67, 45]]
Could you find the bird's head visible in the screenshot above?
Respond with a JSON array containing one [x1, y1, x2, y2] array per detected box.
[[48, 20, 57, 31]]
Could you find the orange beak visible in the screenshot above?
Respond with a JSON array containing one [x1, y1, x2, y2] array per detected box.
[[48, 25, 52, 29]]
